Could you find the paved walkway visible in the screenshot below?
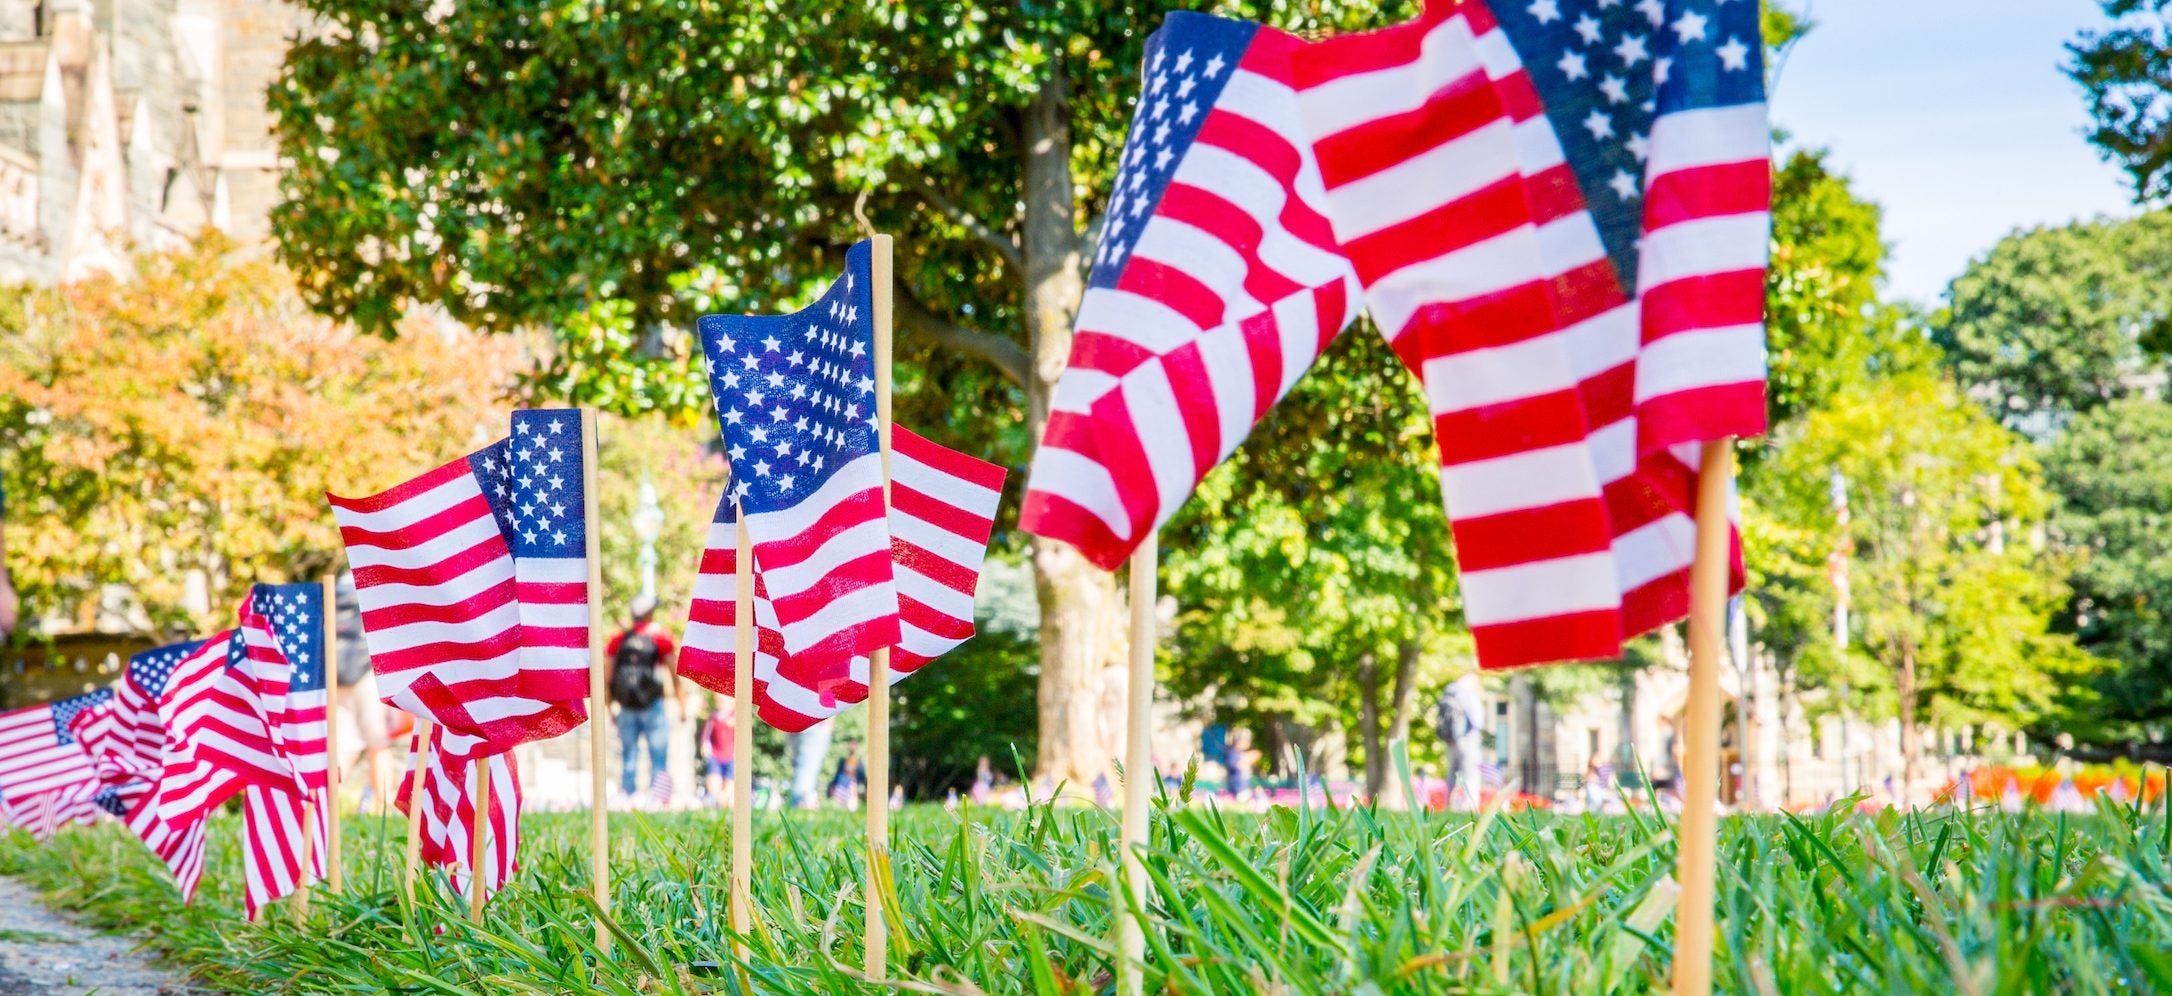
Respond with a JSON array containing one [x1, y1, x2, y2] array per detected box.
[[0, 876, 177, 995]]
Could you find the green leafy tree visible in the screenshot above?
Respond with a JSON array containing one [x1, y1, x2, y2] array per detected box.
[[1162, 327, 1464, 796], [2070, 1, 2172, 202], [2042, 397, 2172, 735], [1761, 151, 1935, 430], [1934, 214, 2172, 433], [1761, 373, 2092, 786], [269, 0, 1402, 785]]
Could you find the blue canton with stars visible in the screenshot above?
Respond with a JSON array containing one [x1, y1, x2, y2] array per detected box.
[[696, 240, 882, 515], [47, 689, 113, 746], [251, 583, 327, 694], [470, 409, 590, 561], [1093, 12, 1256, 286], [1496, 0, 1765, 288], [128, 640, 204, 700]]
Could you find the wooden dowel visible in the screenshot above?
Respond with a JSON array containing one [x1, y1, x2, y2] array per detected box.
[[1119, 537, 1157, 996], [403, 717, 434, 906], [469, 756, 491, 921], [730, 511, 755, 954], [1673, 437, 1735, 996], [864, 232, 894, 980], [292, 798, 313, 924], [322, 574, 342, 895], [582, 408, 612, 954]]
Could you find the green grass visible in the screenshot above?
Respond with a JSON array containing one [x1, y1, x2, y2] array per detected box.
[[2, 786, 2169, 993]]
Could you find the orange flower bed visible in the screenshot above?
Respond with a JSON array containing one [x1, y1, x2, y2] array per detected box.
[[1943, 763, 2169, 806]]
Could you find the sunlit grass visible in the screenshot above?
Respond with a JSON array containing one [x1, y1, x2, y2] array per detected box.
[[2, 782, 2168, 993]]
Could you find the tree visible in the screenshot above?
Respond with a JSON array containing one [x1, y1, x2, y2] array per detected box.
[[1162, 327, 1464, 797], [1762, 150, 1916, 429], [0, 240, 523, 637], [1934, 214, 2172, 433], [268, 0, 1403, 784], [1760, 373, 2091, 787], [2070, 1, 2172, 202], [2042, 397, 2172, 736]]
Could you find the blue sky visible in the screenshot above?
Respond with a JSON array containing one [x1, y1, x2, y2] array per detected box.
[[1769, 0, 2139, 305]]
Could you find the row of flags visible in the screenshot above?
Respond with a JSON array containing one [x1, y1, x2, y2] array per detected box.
[[0, 585, 328, 918], [2, 0, 1766, 922], [1021, 0, 1769, 668]]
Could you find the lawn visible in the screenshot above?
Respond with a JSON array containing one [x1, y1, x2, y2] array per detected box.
[[2, 783, 2167, 993]]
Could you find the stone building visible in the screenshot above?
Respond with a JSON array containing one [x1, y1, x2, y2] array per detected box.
[[0, 0, 300, 284]]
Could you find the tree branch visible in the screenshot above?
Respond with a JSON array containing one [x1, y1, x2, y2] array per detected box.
[[916, 180, 1023, 273], [895, 290, 1031, 388]]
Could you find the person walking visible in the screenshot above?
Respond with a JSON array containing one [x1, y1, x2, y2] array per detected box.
[[702, 695, 736, 809], [606, 594, 682, 808], [1436, 672, 1485, 811], [828, 740, 866, 810]]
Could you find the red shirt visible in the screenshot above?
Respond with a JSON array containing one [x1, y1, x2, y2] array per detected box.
[[704, 712, 735, 762], [606, 621, 679, 662]]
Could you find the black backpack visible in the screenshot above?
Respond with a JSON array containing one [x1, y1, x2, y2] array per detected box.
[[609, 629, 664, 710]]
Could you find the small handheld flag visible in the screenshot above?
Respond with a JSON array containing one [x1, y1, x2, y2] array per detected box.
[[329, 408, 594, 760], [681, 425, 1006, 732], [695, 240, 902, 685]]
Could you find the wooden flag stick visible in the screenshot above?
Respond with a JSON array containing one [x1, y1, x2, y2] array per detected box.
[[865, 232, 895, 980], [729, 507, 755, 955], [403, 716, 434, 906], [1118, 537, 1157, 996], [322, 574, 342, 896], [469, 757, 491, 921], [292, 799, 314, 923], [1673, 437, 1735, 996], [581, 408, 612, 954]]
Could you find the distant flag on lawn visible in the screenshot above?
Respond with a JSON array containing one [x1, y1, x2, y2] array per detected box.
[[395, 725, 520, 903], [60, 695, 134, 816], [328, 408, 593, 760], [1020, 11, 1360, 571], [682, 425, 1007, 733], [1286, 0, 1766, 666], [694, 240, 901, 684], [0, 690, 114, 839]]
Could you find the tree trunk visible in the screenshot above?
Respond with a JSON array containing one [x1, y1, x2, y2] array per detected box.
[[1016, 61, 1124, 788], [1386, 638, 1421, 747], [1897, 644, 1919, 801], [1377, 640, 1422, 809], [1357, 652, 1383, 798]]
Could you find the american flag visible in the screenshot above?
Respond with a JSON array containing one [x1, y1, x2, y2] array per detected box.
[[1468, 0, 1763, 635], [1020, 12, 1360, 571], [681, 425, 1007, 733], [154, 628, 288, 831], [396, 725, 520, 903], [328, 408, 593, 761], [694, 240, 901, 683], [1288, 0, 1764, 666], [242, 783, 312, 916], [235, 584, 333, 915], [1479, 0, 1769, 452], [0, 690, 114, 839], [62, 695, 139, 819], [110, 639, 212, 899], [113, 640, 202, 769]]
